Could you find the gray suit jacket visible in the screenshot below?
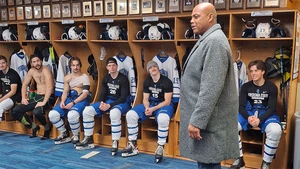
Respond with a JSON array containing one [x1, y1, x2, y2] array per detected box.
[[180, 24, 239, 163]]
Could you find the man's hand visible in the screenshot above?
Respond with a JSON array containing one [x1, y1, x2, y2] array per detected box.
[[21, 99, 29, 105], [60, 102, 65, 109], [64, 102, 74, 110], [188, 124, 202, 140], [100, 102, 110, 111], [145, 107, 153, 116], [248, 116, 255, 126], [252, 117, 260, 128], [35, 102, 46, 108]]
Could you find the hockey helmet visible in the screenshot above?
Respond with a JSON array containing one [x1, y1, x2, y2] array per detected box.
[[256, 23, 271, 38], [148, 26, 161, 40], [33, 27, 45, 40], [68, 26, 79, 40], [108, 26, 121, 40]]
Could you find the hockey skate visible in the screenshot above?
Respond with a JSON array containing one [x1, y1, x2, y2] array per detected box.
[[75, 136, 95, 150], [121, 141, 139, 157], [111, 140, 119, 156], [155, 145, 164, 163], [261, 161, 270, 169], [71, 135, 80, 145], [229, 156, 245, 169], [54, 131, 71, 145]]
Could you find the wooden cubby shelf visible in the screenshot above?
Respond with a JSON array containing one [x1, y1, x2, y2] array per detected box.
[[0, 6, 298, 168]]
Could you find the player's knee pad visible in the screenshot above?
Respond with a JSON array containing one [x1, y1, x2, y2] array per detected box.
[[265, 123, 282, 141], [67, 110, 80, 123], [157, 113, 170, 127], [109, 108, 121, 121], [126, 110, 139, 124], [48, 110, 61, 123], [82, 106, 96, 118], [33, 107, 43, 116]]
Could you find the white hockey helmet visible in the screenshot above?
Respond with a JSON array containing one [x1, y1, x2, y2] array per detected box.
[[33, 27, 45, 40], [68, 26, 80, 40], [148, 26, 161, 40], [256, 23, 271, 38], [2, 29, 12, 41], [108, 26, 121, 40]]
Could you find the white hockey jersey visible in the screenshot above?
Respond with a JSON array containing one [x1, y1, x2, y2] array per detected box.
[[10, 52, 28, 83], [113, 55, 137, 102], [234, 61, 248, 95], [152, 55, 180, 103], [55, 54, 72, 97]]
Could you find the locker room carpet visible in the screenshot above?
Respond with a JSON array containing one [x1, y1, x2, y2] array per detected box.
[[0, 131, 229, 169]]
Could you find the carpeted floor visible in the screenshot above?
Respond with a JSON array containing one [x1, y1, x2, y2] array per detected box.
[[0, 131, 228, 169]]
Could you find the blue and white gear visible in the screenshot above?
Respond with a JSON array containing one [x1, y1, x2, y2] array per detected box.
[[113, 55, 137, 102], [33, 27, 45, 40], [256, 23, 271, 38], [10, 51, 28, 83], [55, 54, 72, 96], [108, 26, 121, 40], [148, 26, 161, 40], [152, 55, 180, 103]]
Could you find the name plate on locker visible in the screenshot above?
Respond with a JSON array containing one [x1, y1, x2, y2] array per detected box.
[[251, 10, 273, 17], [143, 16, 159, 22], [62, 20, 75, 24], [99, 18, 114, 23], [27, 21, 39, 26], [0, 23, 8, 27]]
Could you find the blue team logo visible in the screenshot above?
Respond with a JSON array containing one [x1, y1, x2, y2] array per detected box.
[[159, 69, 168, 77], [256, 89, 260, 93], [119, 68, 128, 77], [18, 65, 28, 77]]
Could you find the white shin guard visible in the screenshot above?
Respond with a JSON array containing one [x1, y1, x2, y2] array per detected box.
[[67, 110, 80, 135], [263, 123, 282, 163], [49, 110, 66, 133], [126, 110, 139, 141], [157, 113, 170, 146], [110, 108, 122, 141], [82, 106, 96, 136]]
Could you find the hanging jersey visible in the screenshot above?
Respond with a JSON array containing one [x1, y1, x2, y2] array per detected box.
[[55, 54, 72, 97], [113, 55, 136, 102], [152, 55, 180, 103], [143, 75, 173, 103], [10, 52, 28, 83], [43, 46, 58, 79], [0, 68, 22, 102], [234, 61, 248, 95], [99, 73, 130, 108]]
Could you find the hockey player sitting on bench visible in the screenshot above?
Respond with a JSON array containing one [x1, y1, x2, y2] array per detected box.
[[230, 60, 282, 169], [10, 54, 54, 139], [0, 55, 22, 123], [76, 57, 131, 156], [48, 56, 91, 145], [122, 61, 174, 163]]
